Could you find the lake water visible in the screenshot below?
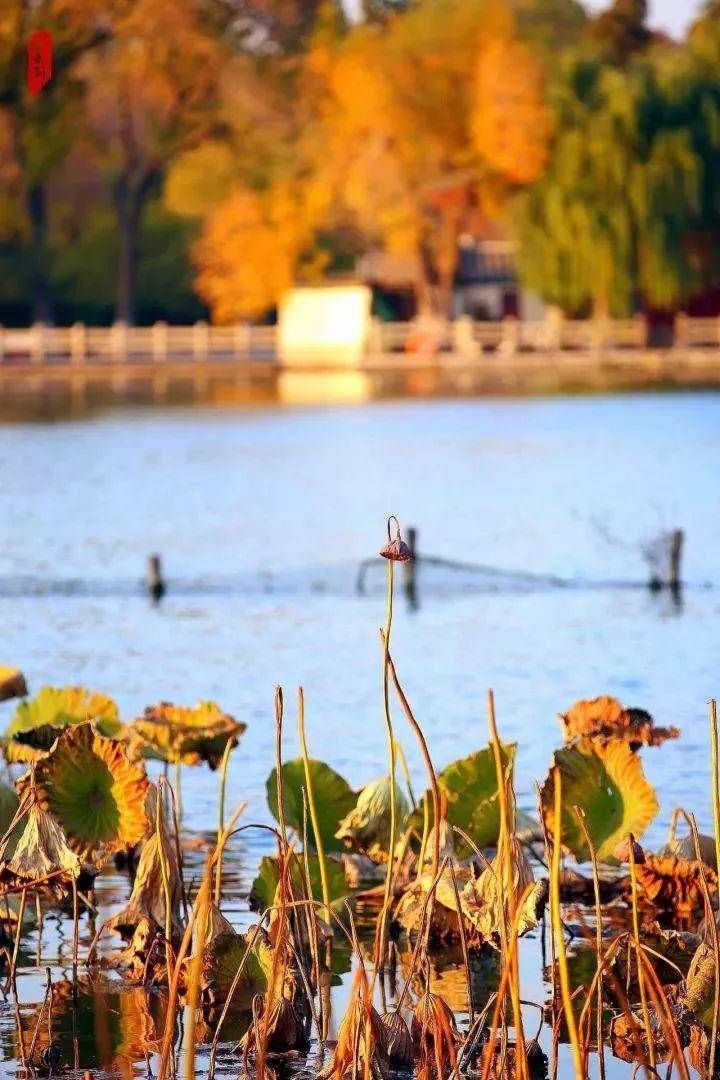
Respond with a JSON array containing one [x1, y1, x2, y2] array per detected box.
[[2, 392, 720, 1076]]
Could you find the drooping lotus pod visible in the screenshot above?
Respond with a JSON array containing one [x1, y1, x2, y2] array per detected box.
[[379, 1011, 413, 1069], [559, 695, 679, 750], [128, 701, 245, 770], [335, 775, 410, 861], [29, 723, 149, 868], [0, 667, 27, 703], [411, 993, 460, 1078], [110, 784, 184, 945], [0, 787, 80, 897], [3, 685, 122, 764], [318, 967, 390, 1080]]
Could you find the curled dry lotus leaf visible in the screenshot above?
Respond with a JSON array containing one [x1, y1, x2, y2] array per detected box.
[[459, 837, 547, 939], [3, 685, 122, 764], [335, 775, 410, 859], [560, 695, 679, 750], [411, 992, 460, 1068], [31, 723, 150, 867], [129, 701, 245, 769], [629, 853, 717, 916], [394, 868, 473, 942], [318, 968, 389, 1080], [0, 667, 28, 703], [111, 786, 183, 944], [266, 758, 356, 853], [540, 737, 658, 862], [0, 790, 80, 895], [411, 743, 516, 858]]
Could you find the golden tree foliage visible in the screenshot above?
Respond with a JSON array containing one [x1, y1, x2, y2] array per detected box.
[[193, 184, 326, 323], [472, 35, 551, 185]]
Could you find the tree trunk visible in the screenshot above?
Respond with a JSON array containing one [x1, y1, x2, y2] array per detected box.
[[27, 183, 53, 324], [114, 178, 142, 325]]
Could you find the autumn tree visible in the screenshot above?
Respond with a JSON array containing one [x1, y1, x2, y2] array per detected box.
[[0, 0, 117, 321], [309, 0, 549, 315], [79, 0, 233, 323]]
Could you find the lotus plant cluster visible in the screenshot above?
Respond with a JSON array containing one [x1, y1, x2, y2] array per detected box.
[[0, 522, 719, 1080]]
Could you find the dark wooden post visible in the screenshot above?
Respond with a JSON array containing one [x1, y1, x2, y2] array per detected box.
[[403, 527, 417, 608], [147, 554, 166, 604], [668, 529, 684, 592]]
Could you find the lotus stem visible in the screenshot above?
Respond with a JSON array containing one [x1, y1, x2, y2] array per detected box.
[[156, 783, 174, 973], [174, 759, 182, 825], [550, 770, 583, 1079], [214, 737, 235, 906], [8, 888, 26, 992], [376, 551, 397, 977], [386, 647, 441, 881], [182, 858, 213, 1080], [709, 699, 720, 1074], [274, 686, 287, 844], [487, 689, 526, 1079], [627, 837, 655, 1072], [71, 878, 79, 987], [297, 686, 331, 922], [574, 806, 605, 1080]]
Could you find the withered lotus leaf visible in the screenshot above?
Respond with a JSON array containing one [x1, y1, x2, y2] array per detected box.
[[459, 838, 547, 939], [0, 789, 80, 895], [628, 853, 718, 916], [335, 775, 410, 860], [129, 701, 245, 769], [3, 685, 122, 764], [0, 667, 27, 703], [560, 695, 679, 750], [110, 785, 183, 944], [379, 1011, 413, 1069], [30, 724, 149, 867], [540, 737, 658, 862]]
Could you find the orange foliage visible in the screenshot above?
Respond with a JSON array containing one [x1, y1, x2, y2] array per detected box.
[[193, 185, 325, 323], [472, 36, 551, 186]]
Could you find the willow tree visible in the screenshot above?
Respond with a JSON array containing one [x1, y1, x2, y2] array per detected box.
[[514, 56, 702, 316]]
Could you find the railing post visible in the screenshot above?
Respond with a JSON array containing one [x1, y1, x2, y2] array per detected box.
[[633, 312, 646, 348], [31, 321, 45, 363], [110, 320, 128, 361], [152, 320, 168, 362], [674, 312, 687, 349], [500, 315, 518, 357], [69, 322, 86, 364], [193, 319, 209, 361], [234, 322, 250, 360]]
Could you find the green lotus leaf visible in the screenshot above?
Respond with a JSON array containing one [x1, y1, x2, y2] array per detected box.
[[411, 743, 516, 857], [249, 853, 348, 912], [31, 724, 150, 867], [202, 929, 270, 999], [4, 685, 122, 763], [266, 759, 356, 852], [129, 701, 245, 769], [0, 667, 27, 703], [540, 737, 658, 863]]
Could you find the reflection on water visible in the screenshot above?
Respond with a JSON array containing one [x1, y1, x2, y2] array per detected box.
[[2, 394, 720, 1077]]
